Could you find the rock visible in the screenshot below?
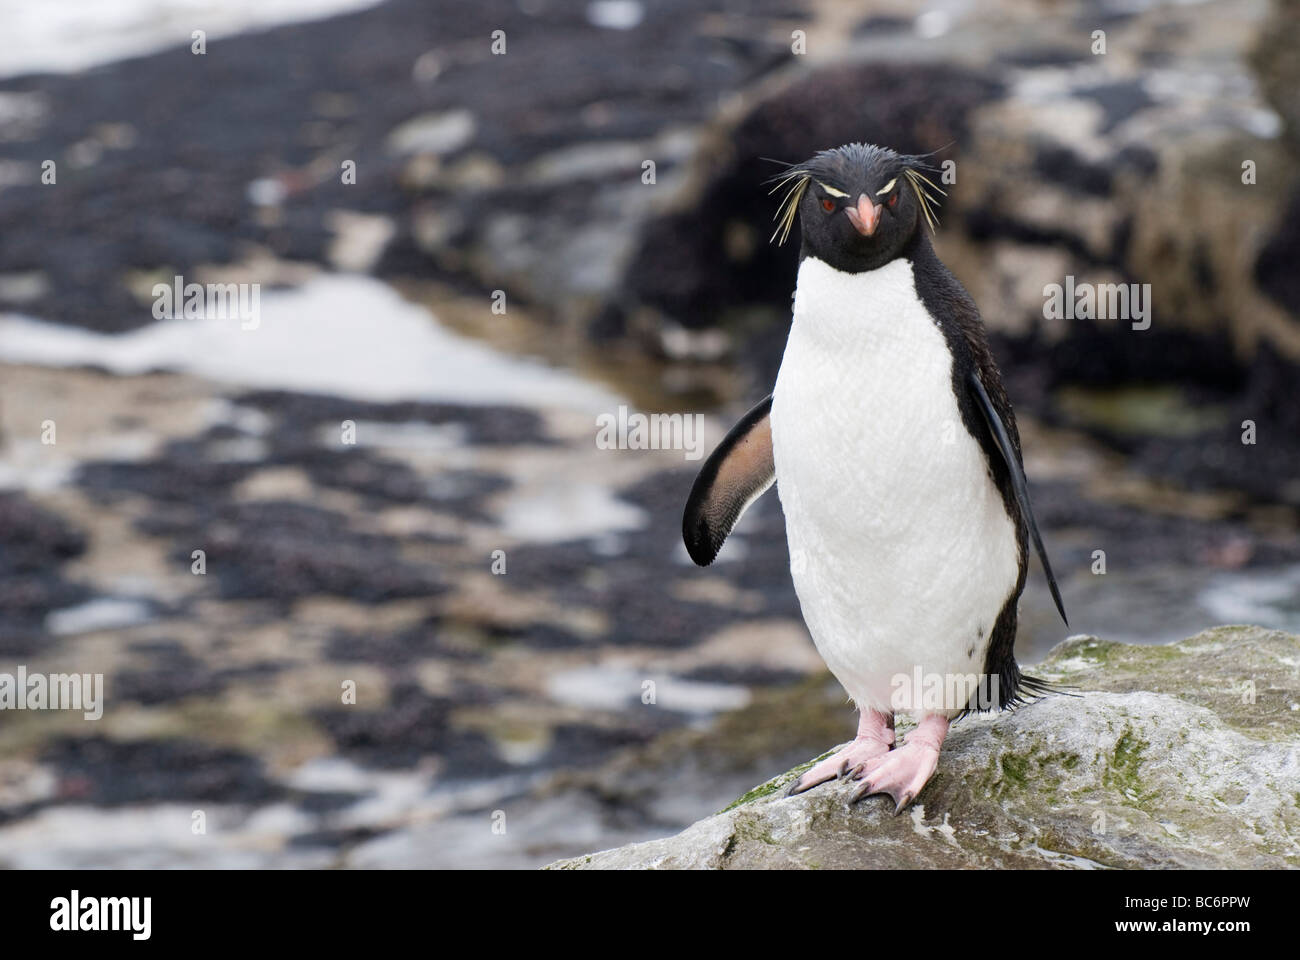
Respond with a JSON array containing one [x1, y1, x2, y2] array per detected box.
[[0, 492, 90, 650], [547, 626, 1300, 869]]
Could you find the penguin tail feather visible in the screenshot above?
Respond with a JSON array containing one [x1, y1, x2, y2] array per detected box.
[[1007, 672, 1081, 708], [956, 668, 1079, 719]]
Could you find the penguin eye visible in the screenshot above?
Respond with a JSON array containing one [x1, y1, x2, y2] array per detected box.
[[820, 197, 836, 213], [887, 192, 899, 208]]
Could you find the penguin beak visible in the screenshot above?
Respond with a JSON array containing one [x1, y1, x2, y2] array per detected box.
[[845, 194, 881, 237]]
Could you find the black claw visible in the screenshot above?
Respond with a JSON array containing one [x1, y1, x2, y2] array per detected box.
[[786, 777, 805, 797], [892, 793, 912, 816]]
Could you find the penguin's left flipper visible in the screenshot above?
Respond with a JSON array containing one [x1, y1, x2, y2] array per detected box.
[[682, 395, 775, 566], [968, 371, 1069, 627]]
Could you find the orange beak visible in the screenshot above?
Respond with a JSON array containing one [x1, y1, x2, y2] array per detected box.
[[844, 193, 881, 237]]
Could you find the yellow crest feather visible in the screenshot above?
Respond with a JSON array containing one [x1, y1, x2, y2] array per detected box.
[[903, 167, 943, 235], [768, 173, 810, 246]]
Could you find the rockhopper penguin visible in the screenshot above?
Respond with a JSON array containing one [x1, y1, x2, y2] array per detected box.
[[682, 143, 1067, 813]]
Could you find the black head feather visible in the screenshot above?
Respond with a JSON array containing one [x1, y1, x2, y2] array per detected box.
[[766, 143, 946, 270]]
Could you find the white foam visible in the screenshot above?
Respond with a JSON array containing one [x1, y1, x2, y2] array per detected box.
[[0, 275, 623, 412], [586, 1, 644, 31], [45, 597, 153, 636], [547, 665, 751, 714], [498, 482, 647, 542]]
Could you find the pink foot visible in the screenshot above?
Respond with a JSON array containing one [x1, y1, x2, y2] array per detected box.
[[849, 714, 949, 814], [787, 709, 894, 796]]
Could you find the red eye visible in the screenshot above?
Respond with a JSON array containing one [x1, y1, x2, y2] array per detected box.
[[821, 197, 835, 212], [887, 192, 898, 208]]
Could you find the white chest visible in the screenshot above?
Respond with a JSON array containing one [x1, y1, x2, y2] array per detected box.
[[772, 256, 974, 506], [769, 256, 1020, 715]]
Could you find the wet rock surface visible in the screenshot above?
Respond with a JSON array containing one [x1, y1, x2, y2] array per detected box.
[[0, 493, 89, 649], [0, 363, 820, 866], [550, 626, 1300, 870]]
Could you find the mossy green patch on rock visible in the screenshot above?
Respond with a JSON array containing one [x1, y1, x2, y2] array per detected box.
[[1101, 727, 1156, 809], [549, 627, 1300, 870]]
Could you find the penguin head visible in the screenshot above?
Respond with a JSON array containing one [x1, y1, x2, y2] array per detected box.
[[768, 143, 944, 272]]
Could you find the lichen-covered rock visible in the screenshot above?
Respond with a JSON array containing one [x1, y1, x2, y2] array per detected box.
[[547, 626, 1300, 869]]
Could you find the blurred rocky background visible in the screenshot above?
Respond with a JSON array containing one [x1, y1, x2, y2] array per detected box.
[[0, 0, 1297, 868]]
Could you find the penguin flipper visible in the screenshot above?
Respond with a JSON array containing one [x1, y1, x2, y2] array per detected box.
[[682, 395, 775, 566], [967, 371, 1068, 627]]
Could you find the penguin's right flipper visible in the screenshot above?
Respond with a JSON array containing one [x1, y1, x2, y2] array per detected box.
[[682, 395, 775, 566], [967, 371, 1068, 627]]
